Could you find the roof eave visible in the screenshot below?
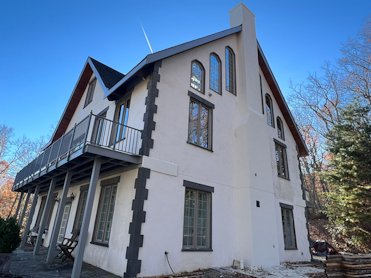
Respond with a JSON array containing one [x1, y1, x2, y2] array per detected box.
[[257, 41, 308, 156], [107, 25, 242, 99]]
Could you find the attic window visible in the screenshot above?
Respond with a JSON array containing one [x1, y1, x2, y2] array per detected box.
[[84, 78, 96, 108]]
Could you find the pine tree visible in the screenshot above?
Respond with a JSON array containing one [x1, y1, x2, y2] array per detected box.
[[324, 102, 371, 251]]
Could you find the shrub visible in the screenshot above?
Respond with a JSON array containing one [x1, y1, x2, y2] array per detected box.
[[0, 217, 21, 253]]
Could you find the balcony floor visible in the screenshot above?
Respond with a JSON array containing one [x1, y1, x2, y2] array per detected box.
[[14, 144, 142, 193]]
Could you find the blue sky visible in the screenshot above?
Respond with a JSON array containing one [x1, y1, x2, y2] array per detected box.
[[0, 0, 369, 140]]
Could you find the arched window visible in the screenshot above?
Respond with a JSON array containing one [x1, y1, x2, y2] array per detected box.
[[209, 53, 221, 94], [277, 117, 285, 140], [265, 94, 274, 127], [225, 46, 236, 94], [190, 60, 205, 93]]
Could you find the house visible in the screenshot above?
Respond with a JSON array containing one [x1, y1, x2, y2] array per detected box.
[[12, 3, 311, 278]]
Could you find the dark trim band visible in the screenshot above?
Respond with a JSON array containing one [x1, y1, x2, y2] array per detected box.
[[188, 91, 215, 109], [274, 138, 287, 148], [100, 176, 120, 186], [279, 202, 293, 210], [183, 180, 214, 193]]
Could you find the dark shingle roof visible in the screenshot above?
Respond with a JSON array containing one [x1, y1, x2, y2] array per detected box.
[[89, 57, 125, 89]]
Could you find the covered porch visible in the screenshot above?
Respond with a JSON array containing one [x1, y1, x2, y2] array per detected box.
[[12, 114, 143, 278]]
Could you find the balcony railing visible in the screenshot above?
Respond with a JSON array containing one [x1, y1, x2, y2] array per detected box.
[[13, 114, 142, 190]]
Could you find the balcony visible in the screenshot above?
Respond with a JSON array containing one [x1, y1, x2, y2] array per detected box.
[[13, 114, 142, 191]]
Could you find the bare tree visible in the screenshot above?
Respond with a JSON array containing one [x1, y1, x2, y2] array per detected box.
[[0, 125, 45, 179], [0, 124, 45, 218], [289, 21, 370, 215]]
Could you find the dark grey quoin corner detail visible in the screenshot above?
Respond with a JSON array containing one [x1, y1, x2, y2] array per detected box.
[[125, 167, 150, 277], [139, 61, 161, 156], [125, 61, 161, 277]]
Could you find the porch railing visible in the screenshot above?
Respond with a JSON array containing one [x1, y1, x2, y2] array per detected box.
[[13, 114, 142, 190]]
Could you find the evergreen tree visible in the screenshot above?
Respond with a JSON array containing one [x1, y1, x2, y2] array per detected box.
[[325, 102, 371, 251]]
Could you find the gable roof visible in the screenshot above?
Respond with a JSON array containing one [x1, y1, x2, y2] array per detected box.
[[90, 57, 124, 90], [107, 25, 243, 100], [48, 57, 123, 144]]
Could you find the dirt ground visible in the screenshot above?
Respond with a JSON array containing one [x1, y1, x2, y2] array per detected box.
[[156, 262, 325, 278]]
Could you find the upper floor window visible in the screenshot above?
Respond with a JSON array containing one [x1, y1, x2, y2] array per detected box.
[[84, 78, 96, 107], [259, 74, 264, 114], [190, 60, 205, 93], [265, 94, 274, 127], [187, 92, 214, 150], [225, 46, 236, 94], [115, 98, 130, 142], [275, 140, 289, 179], [277, 117, 285, 140], [209, 53, 221, 94]]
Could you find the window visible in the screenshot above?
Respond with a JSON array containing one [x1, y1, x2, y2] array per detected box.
[[33, 194, 57, 232], [275, 140, 289, 179], [187, 92, 214, 150], [84, 78, 96, 107], [259, 74, 264, 114], [116, 99, 130, 142], [225, 46, 236, 94], [209, 53, 221, 94], [93, 178, 119, 245], [72, 187, 88, 233], [57, 202, 71, 243], [265, 94, 274, 127], [280, 203, 297, 250], [190, 60, 205, 93], [277, 117, 285, 140], [182, 181, 213, 250], [33, 196, 46, 232]]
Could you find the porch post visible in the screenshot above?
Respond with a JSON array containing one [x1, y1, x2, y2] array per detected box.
[[14, 191, 24, 219], [71, 158, 101, 278], [46, 171, 72, 263], [18, 188, 31, 227], [34, 178, 57, 255], [20, 185, 40, 249]]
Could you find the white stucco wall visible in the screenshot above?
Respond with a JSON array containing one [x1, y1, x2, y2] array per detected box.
[[137, 4, 310, 276], [65, 73, 147, 133]]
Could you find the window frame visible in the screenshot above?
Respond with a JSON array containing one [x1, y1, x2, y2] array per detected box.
[[209, 53, 222, 94], [190, 60, 205, 93], [279, 203, 297, 250], [225, 46, 236, 95], [275, 139, 289, 179], [182, 180, 213, 251], [111, 97, 131, 144], [91, 177, 120, 247], [277, 116, 285, 140], [187, 91, 214, 151], [72, 185, 88, 234], [84, 78, 97, 108], [265, 94, 275, 127], [259, 74, 264, 114]]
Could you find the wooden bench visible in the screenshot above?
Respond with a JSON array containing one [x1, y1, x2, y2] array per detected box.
[[56, 232, 79, 261]]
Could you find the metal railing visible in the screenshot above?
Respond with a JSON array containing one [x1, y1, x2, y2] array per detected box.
[[13, 114, 142, 190]]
